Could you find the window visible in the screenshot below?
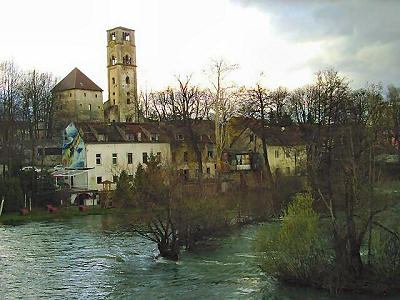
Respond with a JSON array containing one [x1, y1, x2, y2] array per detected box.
[[69, 93, 72, 97], [123, 32, 130, 41], [127, 153, 133, 164], [88, 104, 91, 111], [183, 169, 189, 181], [207, 167, 210, 175], [95, 94, 98, 98], [142, 152, 148, 163], [112, 153, 117, 165], [113, 175, 118, 183], [126, 133, 135, 141], [96, 176, 102, 184], [84, 93, 86, 97], [137, 132, 142, 141], [112, 92, 115, 95], [151, 133, 159, 141], [176, 134, 184, 141], [111, 32, 116, 41], [126, 76, 130, 84], [275, 150, 279, 158], [112, 77, 115, 84], [156, 152, 161, 162], [80, 103, 82, 107], [123, 55, 131, 65], [127, 98, 131, 104], [111, 55, 116, 65], [249, 134, 254, 142], [113, 99, 115, 105], [96, 153, 101, 165], [98, 134, 105, 142], [207, 150, 213, 159], [183, 151, 188, 162]]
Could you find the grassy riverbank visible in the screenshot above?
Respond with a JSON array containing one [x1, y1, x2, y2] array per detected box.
[[0, 206, 114, 225]]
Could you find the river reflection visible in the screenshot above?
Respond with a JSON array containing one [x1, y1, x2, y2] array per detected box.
[[0, 215, 396, 299]]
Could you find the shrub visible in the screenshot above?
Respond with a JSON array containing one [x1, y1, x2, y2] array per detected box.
[[370, 223, 400, 281], [255, 193, 330, 285], [0, 177, 24, 213]]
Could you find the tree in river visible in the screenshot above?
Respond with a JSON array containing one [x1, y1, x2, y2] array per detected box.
[[287, 70, 399, 287]]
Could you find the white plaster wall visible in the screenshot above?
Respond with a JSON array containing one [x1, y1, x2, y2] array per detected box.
[[85, 142, 171, 190]]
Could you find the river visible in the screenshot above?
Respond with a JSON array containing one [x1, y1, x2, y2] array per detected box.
[[0, 215, 395, 299]]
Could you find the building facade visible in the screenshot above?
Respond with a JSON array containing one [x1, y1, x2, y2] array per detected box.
[[60, 122, 171, 192]]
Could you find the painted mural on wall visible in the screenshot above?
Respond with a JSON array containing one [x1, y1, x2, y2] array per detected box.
[[62, 123, 85, 168]]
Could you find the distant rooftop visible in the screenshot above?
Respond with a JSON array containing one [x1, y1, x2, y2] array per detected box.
[[52, 68, 103, 92]]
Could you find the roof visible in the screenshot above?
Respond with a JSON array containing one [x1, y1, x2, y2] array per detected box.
[[107, 26, 135, 32], [74, 122, 171, 144], [250, 124, 305, 146], [52, 68, 103, 92], [159, 120, 216, 144]]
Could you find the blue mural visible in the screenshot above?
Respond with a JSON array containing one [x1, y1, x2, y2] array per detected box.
[[62, 123, 85, 168]]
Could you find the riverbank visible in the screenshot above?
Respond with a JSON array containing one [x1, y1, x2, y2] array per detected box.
[[0, 206, 114, 225]]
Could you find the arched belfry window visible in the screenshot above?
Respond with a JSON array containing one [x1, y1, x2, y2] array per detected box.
[[126, 76, 130, 84], [110, 32, 116, 41], [111, 55, 116, 65], [123, 55, 131, 65]]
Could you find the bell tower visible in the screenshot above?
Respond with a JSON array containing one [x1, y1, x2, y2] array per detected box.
[[105, 26, 139, 122]]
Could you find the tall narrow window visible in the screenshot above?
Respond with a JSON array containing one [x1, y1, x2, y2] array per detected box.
[[275, 150, 279, 158], [112, 153, 117, 165], [183, 151, 188, 162], [127, 153, 133, 164], [142, 152, 148, 163], [96, 154, 101, 165], [96, 176, 102, 184], [111, 32, 116, 41], [112, 77, 115, 84], [125, 76, 130, 84], [88, 104, 91, 111]]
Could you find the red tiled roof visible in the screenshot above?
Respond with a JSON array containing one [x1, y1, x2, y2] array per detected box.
[[52, 68, 103, 92]]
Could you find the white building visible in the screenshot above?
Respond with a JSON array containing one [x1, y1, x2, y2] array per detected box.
[[57, 122, 171, 205]]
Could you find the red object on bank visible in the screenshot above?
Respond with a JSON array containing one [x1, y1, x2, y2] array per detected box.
[[46, 204, 58, 213], [20, 208, 29, 216], [79, 205, 88, 212]]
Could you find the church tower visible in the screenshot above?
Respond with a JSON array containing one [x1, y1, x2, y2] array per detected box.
[[105, 26, 139, 123]]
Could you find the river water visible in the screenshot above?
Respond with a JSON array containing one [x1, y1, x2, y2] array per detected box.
[[0, 215, 396, 299]]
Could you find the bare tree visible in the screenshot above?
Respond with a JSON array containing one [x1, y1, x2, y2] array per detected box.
[[205, 58, 238, 177], [240, 83, 275, 188], [0, 60, 23, 176]]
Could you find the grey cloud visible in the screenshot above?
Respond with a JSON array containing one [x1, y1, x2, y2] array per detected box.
[[232, 0, 400, 87]]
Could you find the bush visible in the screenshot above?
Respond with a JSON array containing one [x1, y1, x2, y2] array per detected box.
[[255, 193, 330, 285], [370, 223, 400, 281], [113, 170, 134, 207], [0, 177, 24, 213]]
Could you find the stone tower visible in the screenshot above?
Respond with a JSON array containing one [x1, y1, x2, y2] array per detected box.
[[104, 26, 139, 123], [52, 68, 104, 130]]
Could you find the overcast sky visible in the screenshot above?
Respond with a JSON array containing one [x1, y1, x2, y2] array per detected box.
[[1, 0, 399, 97]]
